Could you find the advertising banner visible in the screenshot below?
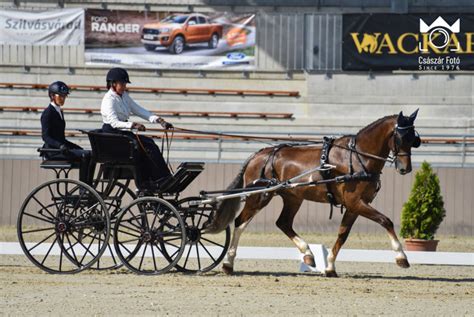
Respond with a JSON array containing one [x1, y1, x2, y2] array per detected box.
[[85, 10, 256, 70], [0, 8, 84, 45], [343, 14, 474, 71]]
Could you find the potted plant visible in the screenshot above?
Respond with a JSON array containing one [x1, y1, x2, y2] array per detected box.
[[400, 161, 446, 251]]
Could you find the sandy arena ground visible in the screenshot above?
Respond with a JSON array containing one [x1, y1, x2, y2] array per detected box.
[[1, 230, 473, 316]]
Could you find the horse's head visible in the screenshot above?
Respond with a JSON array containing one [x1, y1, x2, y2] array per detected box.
[[390, 109, 421, 175]]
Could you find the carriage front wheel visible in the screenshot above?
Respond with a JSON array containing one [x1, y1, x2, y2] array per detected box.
[[113, 197, 186, 275], [17, 179, 110, 274]]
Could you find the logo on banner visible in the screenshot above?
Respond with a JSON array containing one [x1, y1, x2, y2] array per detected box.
[[419, 16, 460, 52]]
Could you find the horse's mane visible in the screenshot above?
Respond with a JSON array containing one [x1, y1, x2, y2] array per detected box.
[[356, 114, 397, 136]]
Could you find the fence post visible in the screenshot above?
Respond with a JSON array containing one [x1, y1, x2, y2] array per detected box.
[[217, 137, 223, 163], [461, 135, 466, 167]]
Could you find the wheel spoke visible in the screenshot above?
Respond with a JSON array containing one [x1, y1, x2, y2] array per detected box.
[[65, 232, 80, 265], [150, 243, 158, 271], [71, 187, 88, 211], [138, 242, 148, 270], [32, 196, 57, 220], [200, 236, 226, 248], [46, 184, 61, 215], [123, 214, 144, 230], [22, 226, 56, 234], [108, 243, 119, 266], [195, 211, 205, 228], [27, 231, 56, 252], [116, 228, 141, 238], [68, 231, 97, 261], [196, 243, 201, 271], [40, 235, 58, 265], [119, 237, 141, 244], [162, 239, 181, 249], [182, 244, 192, 268], [117, 224, 141, 235], [198, 240, 217, 262], [69, 202, 100, 223], [119, 242, 133, 256], [23, 211, 55, 224], [59, 233, 64, 271]]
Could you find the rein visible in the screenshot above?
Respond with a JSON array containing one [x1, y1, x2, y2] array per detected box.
[[135, 129, 175, 173], [148, 127, 323, 144]]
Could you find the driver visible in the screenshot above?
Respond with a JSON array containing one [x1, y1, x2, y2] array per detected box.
[[41, 81, 94, 183], [100, 67, 173, 189]]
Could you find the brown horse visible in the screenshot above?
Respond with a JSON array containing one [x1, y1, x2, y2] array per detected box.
[[207, 110, 421, 277]]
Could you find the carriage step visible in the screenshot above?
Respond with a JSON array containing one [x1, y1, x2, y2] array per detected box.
[[160, 162, 205, 194]]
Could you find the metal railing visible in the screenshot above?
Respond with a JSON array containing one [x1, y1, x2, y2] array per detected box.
[[0, 128, 472, 167]]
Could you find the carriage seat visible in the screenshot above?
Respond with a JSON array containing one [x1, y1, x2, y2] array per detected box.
[[39, 160, 80, 170], [159, 162, 205, 194], [38, 147, 81, 170], [38, 147, 81, 179]]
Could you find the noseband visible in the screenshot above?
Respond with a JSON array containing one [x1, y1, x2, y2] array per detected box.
[[392, 124, 420, 159]]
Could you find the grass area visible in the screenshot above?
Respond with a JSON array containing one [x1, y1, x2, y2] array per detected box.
[[4, 226, 473, 252]]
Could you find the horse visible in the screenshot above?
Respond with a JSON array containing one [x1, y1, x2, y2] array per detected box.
[[206, 110, 421, 277]]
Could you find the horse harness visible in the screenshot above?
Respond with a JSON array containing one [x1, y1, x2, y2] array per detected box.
[[320, 136, 380, 219], [258, 137, 381, 220]]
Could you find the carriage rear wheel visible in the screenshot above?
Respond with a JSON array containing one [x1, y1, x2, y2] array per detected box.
[[17, 179, 110, 274], [113, 197, 186, 275], [91, 180, 137, 270], [161, 197, 230, 273]]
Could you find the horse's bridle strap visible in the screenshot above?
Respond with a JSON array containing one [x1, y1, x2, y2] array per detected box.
[[332, 142, 394, 164]]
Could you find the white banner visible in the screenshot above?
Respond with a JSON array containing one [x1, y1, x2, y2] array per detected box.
[[0, 8, 84, 45]]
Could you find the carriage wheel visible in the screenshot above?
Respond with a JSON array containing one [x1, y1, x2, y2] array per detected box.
[[91, 180, 137, 270], [113, 197, 186, 275], [17, 179, 110, 274], [162, 197, 230, 273]]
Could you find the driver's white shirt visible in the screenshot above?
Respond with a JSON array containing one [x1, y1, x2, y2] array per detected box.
[[101, 88, 158, 129]]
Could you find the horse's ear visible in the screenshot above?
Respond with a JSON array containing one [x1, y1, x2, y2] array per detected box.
[[409, 108, 419, 122], [397, 111, 404, 124]]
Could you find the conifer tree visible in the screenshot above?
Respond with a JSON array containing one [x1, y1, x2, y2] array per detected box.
[[400, 161, 446, 240]]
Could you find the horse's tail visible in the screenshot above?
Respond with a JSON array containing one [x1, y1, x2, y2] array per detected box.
[[205, 152, 257, 234]]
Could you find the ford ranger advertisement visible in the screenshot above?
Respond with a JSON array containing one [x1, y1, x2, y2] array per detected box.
[[141, 14, 223, 54], [85, 10, 255, 70]]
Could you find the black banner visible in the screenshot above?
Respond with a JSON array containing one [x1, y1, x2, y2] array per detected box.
[[343, 14, 474, 71]]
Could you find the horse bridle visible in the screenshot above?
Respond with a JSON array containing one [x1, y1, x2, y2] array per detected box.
[[332, 124, 420, 165], [391, 124, 421, 159]]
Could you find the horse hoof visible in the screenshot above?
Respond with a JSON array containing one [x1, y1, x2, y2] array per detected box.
[[325, 270, 338, 278], [303, 255, 316, 267], [396, 258, 410, 268], [222, 263, 234, 275]]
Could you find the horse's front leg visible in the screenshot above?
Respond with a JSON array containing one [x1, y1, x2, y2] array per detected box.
[[354, 201, 410, 269], [325, 210, 358, 277]]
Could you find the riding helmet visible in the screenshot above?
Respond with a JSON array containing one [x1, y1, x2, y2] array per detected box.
[[106, 67, 131, 84], [48, 81, 70, 96]]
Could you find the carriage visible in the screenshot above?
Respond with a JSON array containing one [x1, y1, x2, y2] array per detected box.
[[16, 130, 232, 275]]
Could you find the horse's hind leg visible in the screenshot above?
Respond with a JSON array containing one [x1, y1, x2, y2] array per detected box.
[[222, 195, 271, 275], [275, 195, 316, 266], [325, 210, 359, 277], [353, 201, 410, 268]]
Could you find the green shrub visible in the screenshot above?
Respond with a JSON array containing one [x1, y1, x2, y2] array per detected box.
[[400, 161, 446, 240]]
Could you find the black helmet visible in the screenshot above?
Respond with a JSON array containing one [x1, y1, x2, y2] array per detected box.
[[106, 67, 131, 84], [48, 81, 70, 96]]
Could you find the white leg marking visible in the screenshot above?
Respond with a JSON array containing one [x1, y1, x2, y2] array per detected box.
[[292, 236, 313, 257], [326, 249, 336, 272], [389, 234, 407, 260], [224, 221, 249, 268]]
